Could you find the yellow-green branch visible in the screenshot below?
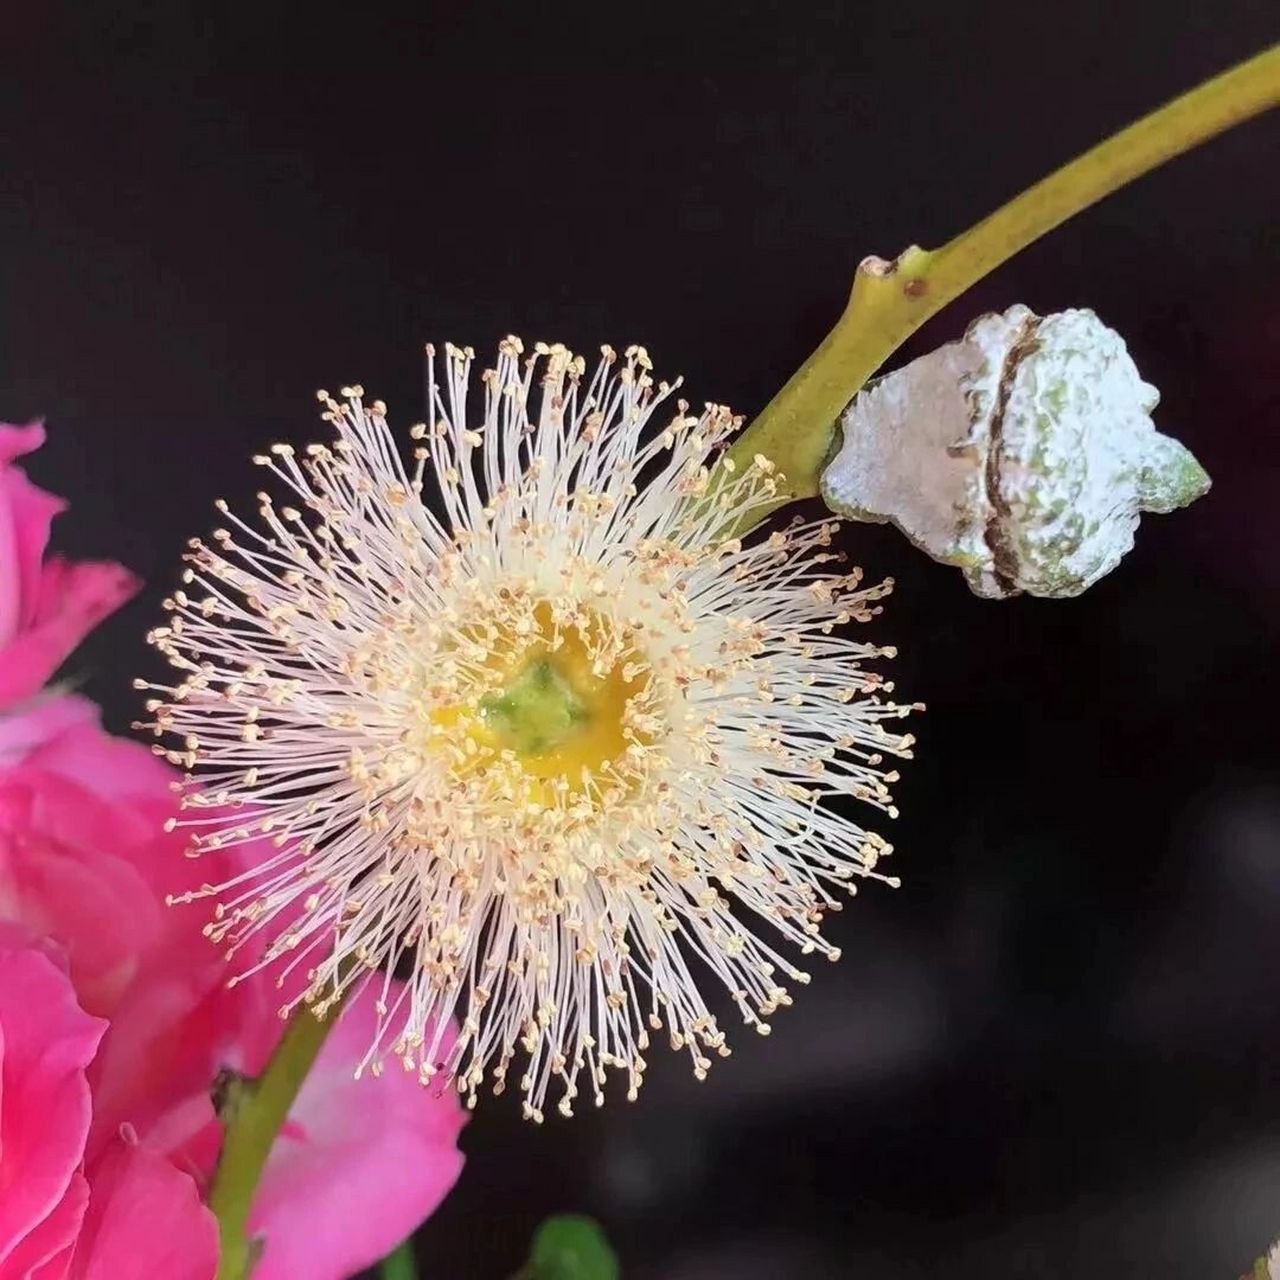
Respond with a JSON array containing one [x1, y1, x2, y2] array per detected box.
[[209, 1000, 344, 1280], [725, 43, 1280, 517]]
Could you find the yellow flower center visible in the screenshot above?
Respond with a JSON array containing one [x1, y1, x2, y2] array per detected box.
[[431, 602, 654, 801]]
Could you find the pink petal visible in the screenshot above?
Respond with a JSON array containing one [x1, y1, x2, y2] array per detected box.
[[0, 468, 64, 648], [85, 952, 247, 1161], [0, 1173, 87, 1280], [247, 985, 466, 1280], [0, 424, 44, 645], [0, 772, 164, 1019], [0, 420, 139, 707], [6, 763, 159, 857], [0, 424, 45, 469], [0, 695, 98, 771], [0, 560, 139, 710], [6, 695, 174, 804], [0, 945, 105, 1276], [28, 1243, 77, 1280], [68, 1139, 217, 1280]]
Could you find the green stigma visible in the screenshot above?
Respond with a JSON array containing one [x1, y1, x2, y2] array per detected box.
[[480, 657, 590, 757]]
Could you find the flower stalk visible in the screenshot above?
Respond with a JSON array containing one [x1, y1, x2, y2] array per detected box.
[[723, 43, 1280, 522], [209, 999, 346, 1280]]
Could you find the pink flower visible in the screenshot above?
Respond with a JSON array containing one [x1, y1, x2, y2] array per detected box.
[[0, 933, 218, 1280], [0, 694, 466, 1277], [0, 422, 138, 711], [0, 694, 231, 1155]]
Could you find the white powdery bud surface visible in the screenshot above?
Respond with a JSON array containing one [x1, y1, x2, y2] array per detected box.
[[821, 305, 1211, 598]]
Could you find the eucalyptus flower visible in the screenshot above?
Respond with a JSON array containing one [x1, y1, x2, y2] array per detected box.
[[141, 340, 914, 1120]]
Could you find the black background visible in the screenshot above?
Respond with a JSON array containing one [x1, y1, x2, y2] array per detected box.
[[4, 4, 1279, 1278]]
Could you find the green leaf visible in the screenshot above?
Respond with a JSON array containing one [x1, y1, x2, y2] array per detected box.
[[526, 1214, 619, 1280], [380, 1239, 417, 1280]]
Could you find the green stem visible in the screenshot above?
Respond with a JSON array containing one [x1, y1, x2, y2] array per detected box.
[[209, 1000, 345, 1280], [380, 1239, 418, 1280], [724, 43, 1280, 518]]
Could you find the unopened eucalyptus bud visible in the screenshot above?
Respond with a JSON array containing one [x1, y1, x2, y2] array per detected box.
[[820, 305, 1210, 598]]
